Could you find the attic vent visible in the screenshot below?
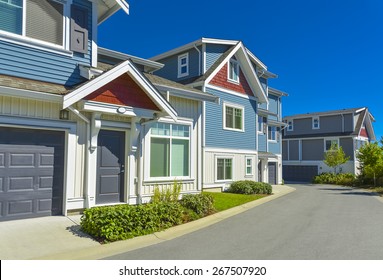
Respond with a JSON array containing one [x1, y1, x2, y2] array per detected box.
[[70, 5, 88, 54]]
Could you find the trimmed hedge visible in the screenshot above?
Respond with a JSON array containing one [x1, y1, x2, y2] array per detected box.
[[180, 193, 215, 218], [80, 201, 183, 242], [227, 180, 272, 195], [312, 172, 356, 186]]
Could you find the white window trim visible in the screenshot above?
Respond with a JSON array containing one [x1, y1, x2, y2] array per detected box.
[[223, 102, 245, 132], [257, 115, 265, 134], [144, 120, 194, 181], [268, 126, 277, 142], [287, 120, 293, 131], [215, 155, 234, 183], [245, 156, 253, 176], [0, 0, 72, 54], [312, 116, 320, 129], [227, 58, 240, 84], [324, 138, 339, 151], [177, 52, 189, 78]]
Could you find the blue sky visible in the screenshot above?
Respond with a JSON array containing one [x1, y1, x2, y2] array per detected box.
[[99, 0, 383, 140]]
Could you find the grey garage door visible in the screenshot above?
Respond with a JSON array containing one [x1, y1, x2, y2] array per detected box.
[[268, 162, 277, 185], [0, 127, 65, 221], [283, 165, 318, 182]]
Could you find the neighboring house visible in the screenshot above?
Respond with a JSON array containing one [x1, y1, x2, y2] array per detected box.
[[150, 38, 287, 189], [0, 0, 217, 221], [282, 107, 376, 182]]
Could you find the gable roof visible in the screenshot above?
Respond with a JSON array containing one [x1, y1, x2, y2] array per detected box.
[[283, 107, 371, 120], [63, 59, 177, 120], [98, 0, 130, 24]]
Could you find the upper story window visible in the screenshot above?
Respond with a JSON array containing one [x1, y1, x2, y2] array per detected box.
[[258, 116, 266, 134], [224, 103, 244, 132], [178, 53, 189, 78], [0, 0, 65, 46], [228, 58, 239, 83], [268, 126, 278, 141], [312, 116, 320, 129], [287, 120, 293, 131], [325, 138, 339, 151], [150, 123, 190, 178]]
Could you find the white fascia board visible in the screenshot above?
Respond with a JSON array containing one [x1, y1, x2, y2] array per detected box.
[[246, 48, 267, 70], [154, 84, 219, 103], [98, 47, 164, 71], [269, 87, 289, 97], [97, 0, 129, 24], [200, 37, 239, 46], [115, 0, 129, 14], [0, 85, 62, 102]]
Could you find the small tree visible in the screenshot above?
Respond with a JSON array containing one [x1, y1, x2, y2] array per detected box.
[[357, 142, 383, 186], [324, 143, 349, 174]]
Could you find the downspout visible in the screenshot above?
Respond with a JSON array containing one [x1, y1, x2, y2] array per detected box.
[[67, 106, 91, 209], [341, 114, 344, 133], [193, 44, 201, 76]]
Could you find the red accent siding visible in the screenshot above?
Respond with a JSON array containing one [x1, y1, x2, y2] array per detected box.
[[360, 127, 369, 138], [86, 74, 160, 111], [209, 63, 254, 97]]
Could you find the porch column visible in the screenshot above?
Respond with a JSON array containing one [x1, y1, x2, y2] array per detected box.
[[128, 117, 141, 204]]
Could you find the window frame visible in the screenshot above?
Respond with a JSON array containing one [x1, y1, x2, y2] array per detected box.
[[312, 116, 320, 129], [177, 52, 189, 78], [215, 156, 234, 182], [223, 102, 245, 132], [268, 126, 277, 142], [245, 156, 253, 176], [287, 120, 293, 131], [228, 58, 240, 83], [324, 138, 339, 151], [147, 121, 192, 180], [0, 0, 72, 54]]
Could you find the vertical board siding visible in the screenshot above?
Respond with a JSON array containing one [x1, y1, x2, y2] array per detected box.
[[0, 0, 92, 86], [205, 87, 256, 150], [169, 96, 199, 120], [205, 44, 230, 71]]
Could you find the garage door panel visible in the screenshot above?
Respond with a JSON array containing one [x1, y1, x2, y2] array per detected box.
[[283, 165, 318, 182], [0, 127, 64, 221]]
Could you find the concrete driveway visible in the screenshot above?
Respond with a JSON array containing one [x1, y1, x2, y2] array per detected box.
[[105, 184, 383, 260]]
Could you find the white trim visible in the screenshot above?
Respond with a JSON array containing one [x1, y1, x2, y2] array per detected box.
[[223, 102, 245, 132], [177, 52, 189, 78], [312, 116, 320, 129], [0, 85, 63, 102], [91, 1, 98, 67], [204, 146, 257, 155], [268, 126, 277, 142], [245, 156, 253, 176], [324, 137, 339, 152], [215, 155, 234, 183], [227, 58, 240, 83]]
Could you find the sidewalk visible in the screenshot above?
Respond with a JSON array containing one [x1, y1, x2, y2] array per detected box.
[[0, 185, 295, 260]]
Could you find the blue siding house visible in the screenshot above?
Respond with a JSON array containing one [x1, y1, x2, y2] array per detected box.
[[0, 1, 216, 222], [151, 38, 287, 188]]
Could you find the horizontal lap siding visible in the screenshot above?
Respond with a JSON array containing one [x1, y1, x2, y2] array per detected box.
[[205, 44, 230, 71], [269, 142, 280, 154], [0, 0, 92, 86], [258, 133, 267, 152], [205, 87, 256, 150]]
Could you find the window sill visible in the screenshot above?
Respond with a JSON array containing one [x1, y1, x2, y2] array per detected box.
[[0, 32, 73, 57], [227, 78, 240, 85], [224, 127, 245, 133], [215, 179, 234, 183], [144, 177, 195, 184]]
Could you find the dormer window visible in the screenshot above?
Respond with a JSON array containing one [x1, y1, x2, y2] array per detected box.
[[178, 53, 189, 78], [312, 116, 320, 129], [228, 58, 239, 83]]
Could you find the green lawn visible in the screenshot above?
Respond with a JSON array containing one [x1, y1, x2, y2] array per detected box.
[[204, 192, 267, 212]]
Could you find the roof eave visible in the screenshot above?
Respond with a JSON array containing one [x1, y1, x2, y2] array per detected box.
[[97, 0, 129, 25]]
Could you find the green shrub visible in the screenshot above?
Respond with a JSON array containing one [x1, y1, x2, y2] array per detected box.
[[227, 180, 272, 195], [180, 193, 215, 217], [151, 181, 182, 203], [80, 201, 183, 242], [313, 172, 356, 186]]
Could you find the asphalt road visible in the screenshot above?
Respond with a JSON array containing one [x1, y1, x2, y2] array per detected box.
[[105, 184, 383, 260]]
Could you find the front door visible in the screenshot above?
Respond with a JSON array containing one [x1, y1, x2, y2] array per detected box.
[[96, 130, 125, 204]]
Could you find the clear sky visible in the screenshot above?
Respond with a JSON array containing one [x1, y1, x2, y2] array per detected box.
[[99, 0, 383, 140]]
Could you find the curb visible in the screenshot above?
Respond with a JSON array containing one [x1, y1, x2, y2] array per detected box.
[[37, 185, 296, 260]]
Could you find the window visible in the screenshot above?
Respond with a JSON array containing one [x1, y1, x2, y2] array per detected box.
[[268, 126, 277, 141], [312, 116, 320, 129], [245, 157, 253, 176], [228, 59, 239, 83], [325, 139, 339, 151], [258, 116, 267, 134], [224, 104, 244, 131], [150, 123, 190, 177], [217, 158, 232, 181], [178, 53, 189, 78], [287, 120, 293, 131], [0, 0, 65, 46]]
